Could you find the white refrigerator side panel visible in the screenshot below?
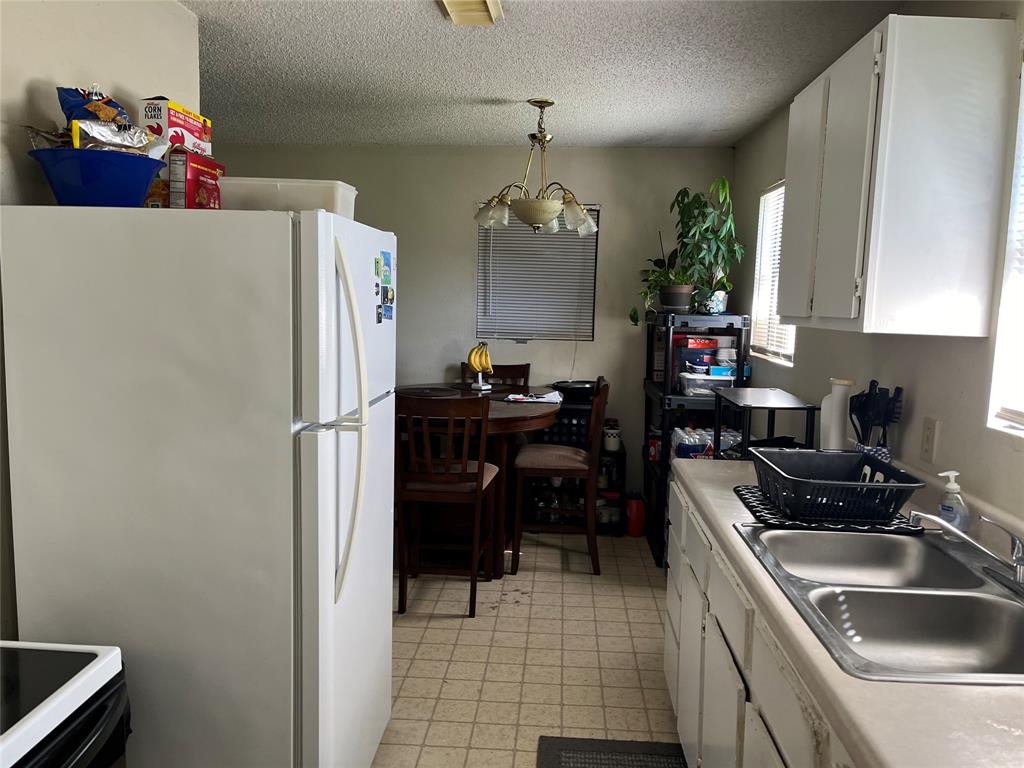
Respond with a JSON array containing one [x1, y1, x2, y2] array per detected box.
[[331, 215, 397, 416], [322, 394, 394, 765], [1, 207, 296, 768]]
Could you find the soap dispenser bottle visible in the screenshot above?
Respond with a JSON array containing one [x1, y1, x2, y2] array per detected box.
[[937, 470, 969, 537]]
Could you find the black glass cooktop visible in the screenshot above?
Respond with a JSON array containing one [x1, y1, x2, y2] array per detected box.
[[1, 648, 96, 733]]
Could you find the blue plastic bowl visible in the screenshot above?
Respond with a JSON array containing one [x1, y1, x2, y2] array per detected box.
[[29, 148, 165, 207]]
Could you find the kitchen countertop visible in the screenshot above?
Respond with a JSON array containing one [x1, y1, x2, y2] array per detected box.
[[672, 459, 1024, 768]]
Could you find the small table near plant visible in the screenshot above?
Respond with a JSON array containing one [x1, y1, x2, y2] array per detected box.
[[712, 387, 820, 458]]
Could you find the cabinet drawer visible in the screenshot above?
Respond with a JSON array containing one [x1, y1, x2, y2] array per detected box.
[[708, 551, 754, 672], [668, 479, 687, 535], [742, 704, 786, 768], [664, 618, 680, 712], [666, 526, 684, 594], [751, 621, 830, 768], [666, 558, 682, 642], [685, 508, 712, 591]]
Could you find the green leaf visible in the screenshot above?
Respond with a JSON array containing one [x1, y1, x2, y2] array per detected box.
[[629, 307, 640, 326]]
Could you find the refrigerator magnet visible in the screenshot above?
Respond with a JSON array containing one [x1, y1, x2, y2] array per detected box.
[[383, 305, 393, 320], [374, 282, 380, 296], [374, 255, 383, 278], [383, 286, 395, 305], [376, 305, 383, 324], [381, 251, 392, 286]]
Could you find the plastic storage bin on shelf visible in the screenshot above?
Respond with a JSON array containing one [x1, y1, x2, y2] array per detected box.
[[680, 371, 734, 396], [219, 177, 358, 218]]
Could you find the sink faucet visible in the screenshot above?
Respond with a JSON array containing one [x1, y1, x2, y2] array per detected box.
[[908, 511, 1024, 585]]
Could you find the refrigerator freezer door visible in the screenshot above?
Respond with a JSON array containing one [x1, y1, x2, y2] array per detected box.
[[1, 207, 297, 768], [299, 394, 393, 766], [332, 214, 397, 413], [298, 212, 396, 425]]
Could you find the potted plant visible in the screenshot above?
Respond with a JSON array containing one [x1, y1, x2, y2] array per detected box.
[[683, 177, 745, 313], [630, 176, 743, 324]]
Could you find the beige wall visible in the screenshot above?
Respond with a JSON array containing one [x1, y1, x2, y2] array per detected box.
[[214, 144, 734, 483], [0, 0, 200, 638], [0, 0, 200, 204], [731, 3, 1024, 519]]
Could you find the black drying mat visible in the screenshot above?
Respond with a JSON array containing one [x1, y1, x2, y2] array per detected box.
[[537, 737, 686, 768], [734, 485, 923, 535]]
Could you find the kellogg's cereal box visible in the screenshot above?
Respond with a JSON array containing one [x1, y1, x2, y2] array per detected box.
[[145, 146, 224, 209], [140, 96, 212, 156]]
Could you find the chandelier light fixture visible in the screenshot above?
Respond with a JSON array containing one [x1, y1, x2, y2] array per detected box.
[[474, 98, 598, 237]]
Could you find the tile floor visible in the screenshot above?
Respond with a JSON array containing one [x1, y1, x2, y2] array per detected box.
[[373, 533, 677, 768]]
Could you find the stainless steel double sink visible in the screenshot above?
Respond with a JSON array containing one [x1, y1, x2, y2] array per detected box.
[[737, 526, 1024, 684]]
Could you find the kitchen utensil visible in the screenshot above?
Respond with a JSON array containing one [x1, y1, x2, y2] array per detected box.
[[878, 386, 903, 448]]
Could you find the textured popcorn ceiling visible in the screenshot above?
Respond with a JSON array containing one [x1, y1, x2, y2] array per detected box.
[[186, 0, 899, 146]]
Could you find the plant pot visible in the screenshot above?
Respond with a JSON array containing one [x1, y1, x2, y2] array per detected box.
[[659, 284, 693, 313], [706, 290, 729, 315]]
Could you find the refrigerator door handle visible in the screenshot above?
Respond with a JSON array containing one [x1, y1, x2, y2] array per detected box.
[[335, 421, 368, 602], [333, 236, 371, 602]]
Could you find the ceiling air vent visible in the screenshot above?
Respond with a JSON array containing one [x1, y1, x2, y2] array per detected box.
[[439, 0, 503, 26]]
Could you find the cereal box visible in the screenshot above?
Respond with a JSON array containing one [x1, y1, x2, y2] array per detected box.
[[144, 146, 224, 209], [140, 96, 212, 156]]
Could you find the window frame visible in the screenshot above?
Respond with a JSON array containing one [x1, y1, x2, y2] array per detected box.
[[475, 205, 600, 343], [749, 181, 796, 367], [988, 63, 1024, 438]]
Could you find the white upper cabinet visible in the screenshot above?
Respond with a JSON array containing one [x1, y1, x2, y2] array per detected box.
[[778, 15, 1016, 335]]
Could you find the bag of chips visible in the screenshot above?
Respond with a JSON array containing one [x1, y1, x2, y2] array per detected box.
[[57, 85, 131, 127]]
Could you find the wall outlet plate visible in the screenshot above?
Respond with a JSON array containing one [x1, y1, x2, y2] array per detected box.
[[921, 416, 939, 464]]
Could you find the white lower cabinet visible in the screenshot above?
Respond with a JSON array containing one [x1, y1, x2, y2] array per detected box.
[[665, 473, 849, 767], [677, 561, 706, 767], [751, 621, 831, 768], [701, 615, 747, 768], [742, 704, 786, 768], [664, 561, 682, 712]]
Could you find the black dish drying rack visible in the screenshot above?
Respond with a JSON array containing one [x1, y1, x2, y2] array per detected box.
[[748, 448, 925, 525]]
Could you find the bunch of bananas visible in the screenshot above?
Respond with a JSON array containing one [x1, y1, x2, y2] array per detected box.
[[467, 341, 494, 374]]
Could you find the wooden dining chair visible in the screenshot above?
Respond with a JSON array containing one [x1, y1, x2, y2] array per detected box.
[[510, 378, 610, 576], [395, 394, 497, 618], [460, 362, 531, 387]]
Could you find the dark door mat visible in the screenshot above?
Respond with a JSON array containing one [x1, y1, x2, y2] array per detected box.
[[537, 736, 687, 768]]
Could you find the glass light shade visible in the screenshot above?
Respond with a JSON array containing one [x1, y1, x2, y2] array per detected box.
[[492, 201, 511, 228], [474, 202, 496, 226], [510, 198, 563, 227], [576, 211, 598, 237], [538, 216, 560, 234], [562, 197, 588, 230]]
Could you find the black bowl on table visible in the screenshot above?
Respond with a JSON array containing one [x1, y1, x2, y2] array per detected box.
[[552, 380, 598, 402]]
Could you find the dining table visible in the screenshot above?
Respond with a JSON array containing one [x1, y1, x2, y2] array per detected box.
[[395, 383, 561, 577]]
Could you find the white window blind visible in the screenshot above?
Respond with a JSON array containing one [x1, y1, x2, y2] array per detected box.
[[750, 185, 796, 364], [988, 66, 1024, 435], [476, 208, 599, 341]]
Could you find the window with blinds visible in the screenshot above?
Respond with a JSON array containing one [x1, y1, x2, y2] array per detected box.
[[750, 184, 796, 364], [988, 67, 1024, 435], [476, 208, 599, 341]]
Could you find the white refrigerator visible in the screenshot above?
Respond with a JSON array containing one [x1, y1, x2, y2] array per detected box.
[[0, 206, 397, 767]]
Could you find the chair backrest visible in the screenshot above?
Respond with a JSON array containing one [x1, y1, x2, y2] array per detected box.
[[460, 362, 531, 387], [586, 378, 611, 464], [395, 394, 491, 491]]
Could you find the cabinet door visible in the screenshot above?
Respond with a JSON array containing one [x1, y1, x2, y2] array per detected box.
[[778, 76, 828, 318], [813, 30, 882, 319], [702, 616, 747, 768], [743, 704, 786, 768], [677, 562, 707, 766]]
